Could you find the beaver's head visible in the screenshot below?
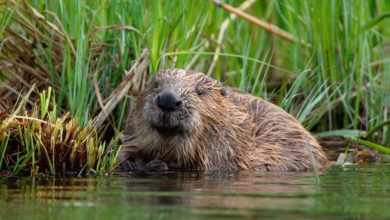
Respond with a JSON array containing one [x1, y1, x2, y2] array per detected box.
[[136, 69, 227, 140]]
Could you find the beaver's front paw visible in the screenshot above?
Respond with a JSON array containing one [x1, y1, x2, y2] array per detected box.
[[144, 160, 169, 172], [117, 159, 136, 172]]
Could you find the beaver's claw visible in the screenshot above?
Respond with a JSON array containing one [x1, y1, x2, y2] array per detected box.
[[144, 159, 169, 172], [117, 159, 136, 172]]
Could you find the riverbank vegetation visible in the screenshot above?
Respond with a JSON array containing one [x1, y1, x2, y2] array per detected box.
[[0, 0, 389, 176]]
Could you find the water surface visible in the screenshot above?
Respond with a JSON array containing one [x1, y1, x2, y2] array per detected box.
[[1, 164, 390, 219]]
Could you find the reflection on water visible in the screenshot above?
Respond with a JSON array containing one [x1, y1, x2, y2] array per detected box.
[[1, 164, 390, 219]]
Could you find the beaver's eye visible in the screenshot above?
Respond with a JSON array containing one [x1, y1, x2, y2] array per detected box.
[[153, 82, 159, 89], [220, 88, 227, 96], [196, 88, 204, 96]]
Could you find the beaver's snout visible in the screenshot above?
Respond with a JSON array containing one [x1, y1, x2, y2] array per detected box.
[[156, 93, 182, 112]]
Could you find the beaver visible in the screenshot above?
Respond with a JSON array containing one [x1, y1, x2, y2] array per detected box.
[[117, 69, 329, 172]]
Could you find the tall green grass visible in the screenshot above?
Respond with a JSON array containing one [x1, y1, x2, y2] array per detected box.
[[0, 0, 389, 175]]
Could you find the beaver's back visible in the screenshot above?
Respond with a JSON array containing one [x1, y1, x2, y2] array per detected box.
[[227, 88, 329, 171]]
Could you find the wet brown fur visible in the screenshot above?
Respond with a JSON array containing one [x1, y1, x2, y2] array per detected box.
[[118, 69, 329, 171]]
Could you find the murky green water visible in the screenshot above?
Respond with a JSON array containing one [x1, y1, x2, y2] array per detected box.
[[1, 164, 390, 219]]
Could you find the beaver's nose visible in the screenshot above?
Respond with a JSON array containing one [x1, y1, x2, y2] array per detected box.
[[157, 93, 182, 111]]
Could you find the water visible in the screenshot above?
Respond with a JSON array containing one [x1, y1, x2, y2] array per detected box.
[[1, 164, 390, 219]]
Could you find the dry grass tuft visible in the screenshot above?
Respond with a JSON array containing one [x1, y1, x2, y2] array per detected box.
[[0, 87, 119, 176]]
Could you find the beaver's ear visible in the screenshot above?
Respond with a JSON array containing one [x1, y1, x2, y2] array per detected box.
[[220, 87, 227, 97], [151, 70, 163, 80]]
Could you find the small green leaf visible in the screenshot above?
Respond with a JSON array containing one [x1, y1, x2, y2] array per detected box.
[[349, 137, 390, 154], [360, 12, 390, 33], [314, 129, 366, 138], [365, 120, 390, 139]]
